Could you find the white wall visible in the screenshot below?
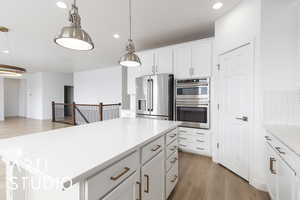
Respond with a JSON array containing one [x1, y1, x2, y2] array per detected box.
[[42, 72, 73, 120], [4, 78, 20, 117], [19, 79, 27, 117], [25, 72, 73, 120], [0, 78, 4, 121], [74, 66, 122, 104], [26, 73, 43, 120]]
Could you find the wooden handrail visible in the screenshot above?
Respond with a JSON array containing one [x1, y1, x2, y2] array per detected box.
[[102, 103, 122, 107]]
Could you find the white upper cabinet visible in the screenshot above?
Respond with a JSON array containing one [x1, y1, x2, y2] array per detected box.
[[154, 47, 173, 74], [191, 38, 212, 78], [174, 43, 191, 79], [138, 50, 155, 76], [174, 38, 213, 79]]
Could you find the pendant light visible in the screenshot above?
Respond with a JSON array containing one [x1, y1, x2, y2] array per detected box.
[[0, 65, 26, 77], [119, 0, 141, 67], [0, 27, 26, 77], [54, 0, 94, 51]]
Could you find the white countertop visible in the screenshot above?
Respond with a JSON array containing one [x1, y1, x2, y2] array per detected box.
[[265, 124, 300, 157], [0, 118, 178, 188]]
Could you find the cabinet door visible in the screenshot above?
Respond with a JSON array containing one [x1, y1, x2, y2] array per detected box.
[[277, 156, 296, 200], [191, 39, 212, 77], [102, 172, 140, 200], [296, 177, 300, 200], [155, 47, 173, 74], [174, 43, 191, 79], [138, 51, 155, 76], [265, 143, 277, 200], [142, 152, 164, 200]]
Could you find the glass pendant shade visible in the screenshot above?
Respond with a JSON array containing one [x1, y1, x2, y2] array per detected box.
[[54, 1, 94, 51]]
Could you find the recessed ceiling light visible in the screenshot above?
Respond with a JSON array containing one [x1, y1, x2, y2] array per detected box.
[[2, 50, 9, 54], [213, 2, 223, 10], [56, 1, 67, 9], [113, 34, 120, 39]]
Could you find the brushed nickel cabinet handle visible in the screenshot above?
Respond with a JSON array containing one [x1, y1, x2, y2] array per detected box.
[[196, 147, 205, 150], [169, 134, 177, 138], [171, 175, 178, 183], [110, 167, 130, 181], [180, 144, 187, 147], [264, 136, 272, 141], [196, 140, 205, 143], [170, 157, 178, 164], [179, 130, 187, 133], [151, 145, 161, 152], [196, 132, 205, 135], [270, 157, 276, 174], [170, 146, 177, 151], [144, 175, 150, 193], [179, 137, 187, 140], [136, 181, 141, 200], [275, 147, 285, 155]]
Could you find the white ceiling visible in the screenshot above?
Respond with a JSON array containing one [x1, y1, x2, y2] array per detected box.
[[0, 0, 240, 73]]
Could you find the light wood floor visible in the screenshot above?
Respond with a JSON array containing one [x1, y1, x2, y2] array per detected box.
[[0, 117, 70, 200], [169, 152, 270, 200], [0, 117, 269, 200]]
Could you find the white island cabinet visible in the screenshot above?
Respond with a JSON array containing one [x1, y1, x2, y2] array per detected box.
[[0, 118, 179, 200]]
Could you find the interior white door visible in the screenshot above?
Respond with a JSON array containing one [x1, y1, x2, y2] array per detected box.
[[219, 44, 253, 181]]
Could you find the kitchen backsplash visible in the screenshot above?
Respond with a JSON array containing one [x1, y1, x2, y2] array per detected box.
[[264, 89, 300, 125]]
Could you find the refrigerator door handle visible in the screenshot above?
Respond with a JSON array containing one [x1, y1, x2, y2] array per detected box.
[[150, 79, 154, 111], [147, 79, 152, 112]]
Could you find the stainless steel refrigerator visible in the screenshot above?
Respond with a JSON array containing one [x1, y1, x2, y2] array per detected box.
[[136, 74, 174, 120]]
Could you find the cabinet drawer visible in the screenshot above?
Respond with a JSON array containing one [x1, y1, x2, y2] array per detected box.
[[166, 161, 179, 198], [166, 139, 178, 158], [142, 136, 164, 164], [87, 151, 139, 200], [166, 129, 178, 145], [166, 152, 178, 172]]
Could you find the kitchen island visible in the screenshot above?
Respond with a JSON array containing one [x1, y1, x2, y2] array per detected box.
[[0, 118, 179, 200]]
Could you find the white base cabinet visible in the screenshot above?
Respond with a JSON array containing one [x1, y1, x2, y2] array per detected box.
[[265, 135, 299, 200], [178, 127, 211, 157], [142, 152, 165, 200], [102, 172, 140, 200]]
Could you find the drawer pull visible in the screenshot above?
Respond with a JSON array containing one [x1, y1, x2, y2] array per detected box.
[[196, 132, 205, 135], [169, 134, 177, 138], [170, 146, 177, 151], [180, 144, 187, 147], [179, 130, 187, 133], [196, 147, 205, 150], [179, 137, 187, 140], [171, 175, 178, 183], [264, 136, 272, 141], [170, 157, 178, 164], [269, 157, 276, 174], [110, 167, 130, 181], [144, 175, 150, 193], [275, 147, 285, 155], [136, 181, 142, 200], [151, 145, 161, 152], [196, 140, 205, 143]]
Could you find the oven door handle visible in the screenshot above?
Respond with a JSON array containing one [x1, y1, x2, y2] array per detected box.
[[176, 104, 209, 107]]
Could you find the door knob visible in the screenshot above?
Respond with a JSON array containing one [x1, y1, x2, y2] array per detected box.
[[236, 116, 248, 122]]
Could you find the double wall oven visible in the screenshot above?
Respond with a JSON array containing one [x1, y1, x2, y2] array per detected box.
[[176, 78, 210, 129]]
